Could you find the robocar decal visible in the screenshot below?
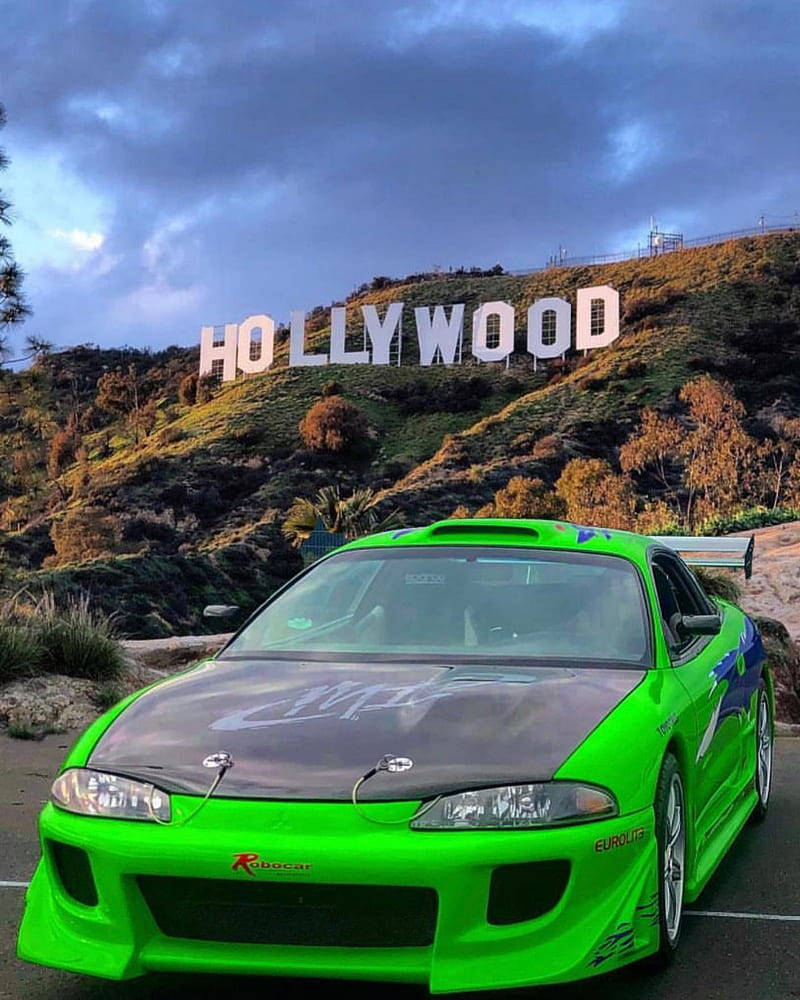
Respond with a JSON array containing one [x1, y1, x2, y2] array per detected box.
[[231, 853, 312, 876]]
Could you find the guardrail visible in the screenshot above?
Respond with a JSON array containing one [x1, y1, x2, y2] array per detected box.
[[508, 223, 800, 276]]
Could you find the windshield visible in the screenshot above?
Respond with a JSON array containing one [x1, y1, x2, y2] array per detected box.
[[223, 546, 651, 667]]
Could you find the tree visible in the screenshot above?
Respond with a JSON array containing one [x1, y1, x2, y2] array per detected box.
[[298, 395, 370, 455], [475, 476, 566, 519], [678, 377, 757, 525], [619, 407, 683, 511], [47, 426, 80, 479], [0, 104, 30, 349], [282, 485, 401, 547], [555, 458, 637, 529], [620, 378, 760, 527], [756, 416, 800, 509], [96, 364, 145, 443], [0, 114, 27, 325]]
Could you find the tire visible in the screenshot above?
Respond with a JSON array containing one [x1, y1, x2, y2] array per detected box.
[[749, 682, 773, 824], [650, 753, 686, 967]]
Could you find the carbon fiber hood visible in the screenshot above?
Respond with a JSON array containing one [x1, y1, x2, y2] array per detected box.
[[88, 657, 644, 800]]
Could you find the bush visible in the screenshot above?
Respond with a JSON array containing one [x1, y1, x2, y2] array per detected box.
[[691, 567, 743, 604], [49, 507, 121, 565], [121, 514, 177, 544], [699, 507, 800, 535], [157, 423, 184, 445], [322, 379, 343, 397], [33, 593, 125, 681], [298, 395, 370, 455], [0, 624, 40, 683], [178, 372, 199, 405], [386, 376, 492, 416], [47, 428, 80, 478], [481, 477, 566, 520], [197, 373, 221, 404]]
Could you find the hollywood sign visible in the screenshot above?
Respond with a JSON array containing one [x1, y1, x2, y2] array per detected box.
[[199, 284, 619, 382]]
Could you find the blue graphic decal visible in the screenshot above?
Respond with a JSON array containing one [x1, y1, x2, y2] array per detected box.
[[589, 922, 635, 966], [575, 525, 614, 545], [697, 616, 764, 760], [635, 889, 660, 927]]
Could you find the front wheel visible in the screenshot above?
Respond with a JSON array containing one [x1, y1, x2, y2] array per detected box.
[[750, 683, 773, 824], [650, 754, 686, 967]]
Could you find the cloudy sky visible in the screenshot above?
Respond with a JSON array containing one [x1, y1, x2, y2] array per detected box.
[[1, 0, 799, 354]]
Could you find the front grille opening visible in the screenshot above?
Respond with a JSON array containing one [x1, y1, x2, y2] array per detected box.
[[137, 876, 438, 948], [487, 860, 570, 925], [48, 841, 98, 907]]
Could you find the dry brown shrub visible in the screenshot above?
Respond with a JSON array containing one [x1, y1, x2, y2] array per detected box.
[[48, 507, 122, 566], [298, 395, 369, 454]]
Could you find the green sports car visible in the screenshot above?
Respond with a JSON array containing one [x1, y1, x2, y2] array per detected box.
[[17, 518, 773, 993]]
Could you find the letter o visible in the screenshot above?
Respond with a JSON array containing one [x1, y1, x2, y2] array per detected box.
[[527, 297, 571, 359], [237, 314, 275, 374], [472, 301, 515, 362]]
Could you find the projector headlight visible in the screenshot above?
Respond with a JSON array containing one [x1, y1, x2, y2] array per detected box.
[[410, 782, 617, 830], [51, 768, 171, 822]]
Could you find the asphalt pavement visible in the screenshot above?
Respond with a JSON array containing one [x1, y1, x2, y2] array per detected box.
[[1, 735, 798, 1000]]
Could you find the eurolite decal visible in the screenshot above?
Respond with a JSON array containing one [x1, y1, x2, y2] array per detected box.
[[594, 827, 646, 852]]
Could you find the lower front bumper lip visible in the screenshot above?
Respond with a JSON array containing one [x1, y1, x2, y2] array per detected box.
[[18, 798, 659, 994]]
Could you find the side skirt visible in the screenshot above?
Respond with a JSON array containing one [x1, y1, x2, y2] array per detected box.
[[685, 782, 758, 903]]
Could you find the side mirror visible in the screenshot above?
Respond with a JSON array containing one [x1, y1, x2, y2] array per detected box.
[[679, 614, 722, 637], [203, 605, 240, 619]]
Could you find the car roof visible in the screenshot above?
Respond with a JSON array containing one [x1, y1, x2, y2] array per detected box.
[[336, 518, 655, 566]]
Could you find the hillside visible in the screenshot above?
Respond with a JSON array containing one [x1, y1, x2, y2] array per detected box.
[[2, 231, 800, 636]]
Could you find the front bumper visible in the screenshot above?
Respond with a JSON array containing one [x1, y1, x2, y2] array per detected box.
[[18, 797, 658, 994]]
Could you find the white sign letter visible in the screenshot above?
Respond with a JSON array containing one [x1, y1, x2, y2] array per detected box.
[[527, 297, 571, 359], [414, 304, 464, 366], [290, 310, 328, 367], [575, 285, 620, 351], [362, 302, 404, 365], [200, 323, 238, 382], [237, 314, 275, 374], [472, 301, 515, 363], [330, 307, 369, 365]]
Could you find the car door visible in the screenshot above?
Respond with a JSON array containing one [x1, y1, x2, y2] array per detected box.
[[649, 550, 745, 844]]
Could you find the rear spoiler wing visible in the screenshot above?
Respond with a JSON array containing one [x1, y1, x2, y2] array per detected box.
[[652, 535, 755, 580]]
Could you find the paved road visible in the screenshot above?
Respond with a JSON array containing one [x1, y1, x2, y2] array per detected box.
[[1, 736, 798, 1000]]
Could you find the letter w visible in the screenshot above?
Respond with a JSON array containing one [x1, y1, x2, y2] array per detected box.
[[414, 305, 464, 366]]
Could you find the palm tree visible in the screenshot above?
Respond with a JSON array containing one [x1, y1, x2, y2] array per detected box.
[[282, 485, 402, 548]]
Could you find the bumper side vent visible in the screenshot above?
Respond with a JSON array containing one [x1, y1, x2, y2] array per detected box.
[[48, 841, 98, 907], [487, 860, 570, 925]]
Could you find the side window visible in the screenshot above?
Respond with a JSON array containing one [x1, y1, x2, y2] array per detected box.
[[651, 555, 705, 652]]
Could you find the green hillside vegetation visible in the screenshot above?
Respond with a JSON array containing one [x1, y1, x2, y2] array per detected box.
[[2, 231, 800, 636]]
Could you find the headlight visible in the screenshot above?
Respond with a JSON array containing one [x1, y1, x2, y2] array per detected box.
[[410, 782, 617, 830], [51, 768, 171, 823]]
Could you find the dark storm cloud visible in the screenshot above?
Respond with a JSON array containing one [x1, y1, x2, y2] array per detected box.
[[1, 0, 799, 351]]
